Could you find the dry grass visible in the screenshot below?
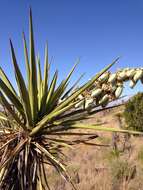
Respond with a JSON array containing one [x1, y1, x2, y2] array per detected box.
[[45, 105, 143, 190]]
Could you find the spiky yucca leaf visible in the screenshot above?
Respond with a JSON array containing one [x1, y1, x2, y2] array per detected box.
[[29, 8, 38, 124], [10, 40, 32, 127], [0, 67, 17, 96], [22, 32, 30, 85], [0, 9, 143, 190], [37, 55, 42, 110]]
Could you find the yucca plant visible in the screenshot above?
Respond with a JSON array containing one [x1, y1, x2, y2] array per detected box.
[[0, 9, 143, 190]]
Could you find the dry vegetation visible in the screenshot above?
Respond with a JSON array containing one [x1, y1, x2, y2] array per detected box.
[[48, 105, 143, 190]]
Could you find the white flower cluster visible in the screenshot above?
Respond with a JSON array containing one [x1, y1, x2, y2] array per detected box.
[[75, 68, 143, 109]]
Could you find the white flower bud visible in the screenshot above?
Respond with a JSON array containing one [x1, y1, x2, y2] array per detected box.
[[108, 73, 117, 83], [129, 80, 136, 88], [91, 88, 102, 98], [85, 98, 94, 109], [75, 100, 84, 108], [126, 69, 136, 78], [115, 86, 123, 98], [98, 72, 109, 83], [78, 94, 84, 100], [117, 71, 127, 81], [133, 70, 143, 82], [99, 94, 109, 105]]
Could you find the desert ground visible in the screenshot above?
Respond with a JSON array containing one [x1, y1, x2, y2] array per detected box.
[[47, 105, 143, 190]]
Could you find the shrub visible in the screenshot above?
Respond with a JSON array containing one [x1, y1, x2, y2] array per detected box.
[[123, 92, 143, 132], [137, 146, 143, 164], [110, 159, 136, 183]]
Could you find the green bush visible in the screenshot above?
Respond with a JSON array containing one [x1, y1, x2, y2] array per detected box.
[[110, 159, 136, 183], [123, 92, 143, 131]]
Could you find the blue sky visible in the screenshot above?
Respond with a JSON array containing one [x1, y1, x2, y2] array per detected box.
[[0, 0, 143, 95]]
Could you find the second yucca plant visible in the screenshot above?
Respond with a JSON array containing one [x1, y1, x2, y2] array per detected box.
[[0, 9, 143, 190]]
